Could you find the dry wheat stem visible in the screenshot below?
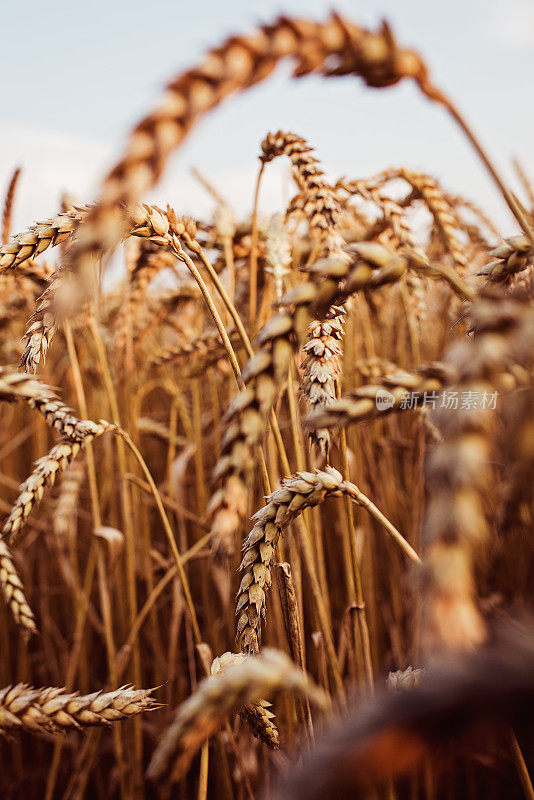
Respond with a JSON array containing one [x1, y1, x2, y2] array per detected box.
[[146, 648, 327, 783]]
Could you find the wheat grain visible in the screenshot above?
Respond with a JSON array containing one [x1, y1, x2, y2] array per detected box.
[[386, 666, 425, 692]]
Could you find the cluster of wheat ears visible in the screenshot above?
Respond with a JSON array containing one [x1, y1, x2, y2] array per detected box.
[[1, 11, 534, 800]]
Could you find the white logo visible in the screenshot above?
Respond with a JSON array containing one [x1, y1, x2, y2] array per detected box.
[[375, 389, 395, 411]]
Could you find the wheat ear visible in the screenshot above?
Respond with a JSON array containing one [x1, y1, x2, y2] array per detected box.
[[0, 205, 91, 271], [146, 648, 326, 782], [339, 170, 468, 269], [259, 131, 349, 456], [0, 540, 37, 636], [2, 421, 113, 545], [64, 13, 439, 348], [210, 651, 279, 749], [236, 467, 419, 655], [0, 366, 55, 405], [2, 166, 22, 244], [0, 683, 159, 734], [305, 359, 529, 429], [18, 204, 196, 372], [477, 236, 533, 284], [421, 297, 534, 653]]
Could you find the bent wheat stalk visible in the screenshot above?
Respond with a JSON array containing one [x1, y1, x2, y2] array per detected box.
[[236, 467, 419, 655], [63, 12, 463, 357]]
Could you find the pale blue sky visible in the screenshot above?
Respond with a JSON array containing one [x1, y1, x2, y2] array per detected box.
[[1, 0, 533, 234]]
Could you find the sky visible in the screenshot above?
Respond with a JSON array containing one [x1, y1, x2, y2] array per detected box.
[[1, 0, 533, 237]]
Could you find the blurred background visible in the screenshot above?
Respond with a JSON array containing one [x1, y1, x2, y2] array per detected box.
[[1, 0, 533, 235]]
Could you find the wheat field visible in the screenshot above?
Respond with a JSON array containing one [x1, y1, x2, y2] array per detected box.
[[0, 10, 534, 800]]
